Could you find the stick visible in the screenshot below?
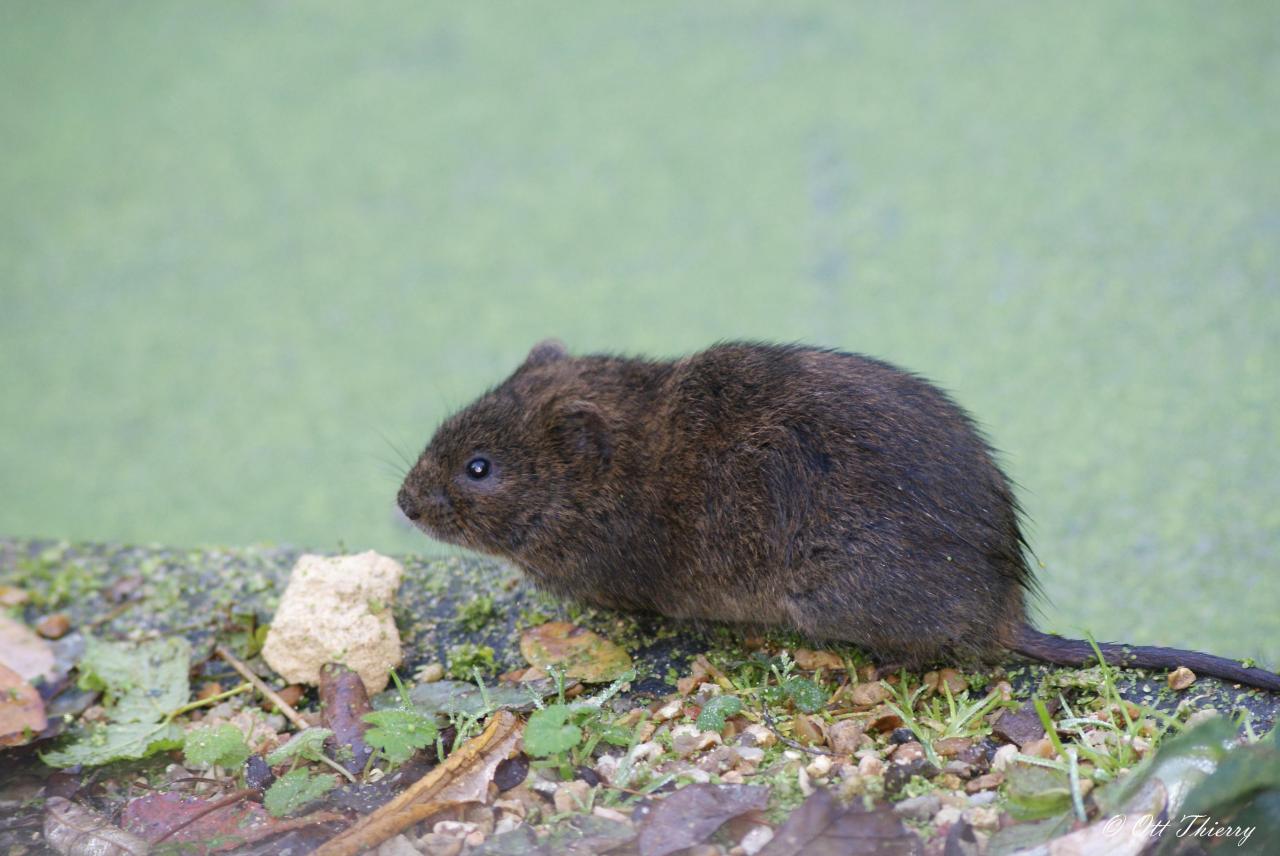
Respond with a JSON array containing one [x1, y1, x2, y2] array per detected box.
[[213, 644, 310, 731]]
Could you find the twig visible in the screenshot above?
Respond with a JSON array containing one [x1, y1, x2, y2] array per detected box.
[[313, 710, 520, 856], [86, 599, 137, 630], [214, 644, 309, 731]]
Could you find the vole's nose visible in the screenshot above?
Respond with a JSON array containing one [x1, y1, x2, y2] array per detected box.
[[397, 487, 421, 520]]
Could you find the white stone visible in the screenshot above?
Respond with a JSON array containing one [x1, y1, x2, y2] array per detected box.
[[740, 825, 774, 855], [261, 551, 404, 694]]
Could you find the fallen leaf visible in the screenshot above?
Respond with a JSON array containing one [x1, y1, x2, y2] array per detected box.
[[313, 709, 522, 856], [319, 662, 374, 773], [42, 720, 185, 768], [992, 699, 1051, 747], [264, 769, 338, 817], [0, 613, 56, 682], [638, 783, 770, 856], [545, 814, 635, 854], [0, 662, 47, 746], [523, 704, 582, 757], [122, 791, 343, 853], [758, 788, 921, 856], [520, 622, 632, 683], [76, 635, 191, 724], [382, 679, 548, 717], [44, 796, 151, 856], [1004, 762, 1073, 821]]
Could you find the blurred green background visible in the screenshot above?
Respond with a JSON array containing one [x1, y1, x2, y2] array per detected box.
[[2, 2, 1277, 663]]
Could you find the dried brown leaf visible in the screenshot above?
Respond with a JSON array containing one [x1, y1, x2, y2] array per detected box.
[[319, 662, 373, 773], [0, 613, 56, 682], [0, 662, 47, 746], [44, 796, 151, 856], [520, 622, 632, 683], [122, 791, 343, 854], [638, 783, 770, 856], [758, 789, 921, 856]]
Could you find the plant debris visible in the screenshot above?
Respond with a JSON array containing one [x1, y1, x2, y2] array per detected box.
[[3, 541, 1278, 855], [637, 783, 769, 856], [520, 621, 633, 683]]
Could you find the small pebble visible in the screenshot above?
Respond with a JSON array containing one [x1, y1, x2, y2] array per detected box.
[[375, 834, 420, 856], [792, 715, 824, 745], [857, 755, 885, 777], [892, 742, 925, 764], [653, 699, 682, 722], [1021, 738, 1057, 759], [805, 755, 834, 779], [0, 585, 30, 607], [739, 825, 774, 855], [416, 833, 462, 856], [963, 805, 1000, 830], [967, 790, 997, 806], [1185, 708, 1220, 729], [826, 720, 864, 755], [934, 805, 963, 827], [965, 772, 1004, 793], [893, 794, 941, 821], [933, 737, 972, 757], [35, 613, 70, 639], [416, 663, 445, 683], [553, 780, 591, 813], [432, 821, 478, 839], [936, 668, 968, 695], [494, 754, 530, 791], [593, 806, 630, 824], [990, 744, 1019, 772], [849, 682, 892, 707]]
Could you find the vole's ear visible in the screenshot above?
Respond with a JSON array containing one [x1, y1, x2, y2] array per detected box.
[[521, 339, 568, 370], [552, 401, 612, 473]]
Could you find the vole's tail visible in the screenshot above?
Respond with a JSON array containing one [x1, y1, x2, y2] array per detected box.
[[1010, 624, 1280, 693]]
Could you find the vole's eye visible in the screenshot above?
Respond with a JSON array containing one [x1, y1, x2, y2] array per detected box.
[[465, 457, 491, 480]]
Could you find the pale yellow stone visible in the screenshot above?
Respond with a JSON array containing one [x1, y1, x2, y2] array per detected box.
[[261, 551, 403, 694]]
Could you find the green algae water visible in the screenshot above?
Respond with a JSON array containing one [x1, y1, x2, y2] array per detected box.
[[1, 2, 1277, 664]]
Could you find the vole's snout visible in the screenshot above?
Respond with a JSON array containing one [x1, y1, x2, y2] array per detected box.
[[396, 486, 421, 520], [398, 484, 453, 523]]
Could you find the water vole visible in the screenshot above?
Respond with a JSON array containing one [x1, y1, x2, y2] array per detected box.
[[398, 340, 1280, 690]]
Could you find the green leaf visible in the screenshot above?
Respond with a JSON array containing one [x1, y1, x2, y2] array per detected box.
[[266, 727, 335, 766], [784, 678, 828, 713], [696, 695, 743, 732], [363, 709, 439, 765], [375, 679, 546, 717], [1177, 739, 1280, 821], [523, 704, 582, 757], [42, 721, 184, 767], [263, 768, 336, 817], [1005, 763, 1073, 821], [183, 724, 251, 769], [77, 635, 191, 724]]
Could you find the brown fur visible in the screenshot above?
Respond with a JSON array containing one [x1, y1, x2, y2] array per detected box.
[[398, 341, 1280, 690]]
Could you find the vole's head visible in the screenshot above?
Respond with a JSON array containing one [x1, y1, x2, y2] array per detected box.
[[397, 340, 613, 560]]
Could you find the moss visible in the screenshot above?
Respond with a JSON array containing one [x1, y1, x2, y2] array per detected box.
[[447, 643, 496, 679]]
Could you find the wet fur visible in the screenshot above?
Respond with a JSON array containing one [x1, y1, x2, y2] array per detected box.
[[399, 341, 1280, 691]]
